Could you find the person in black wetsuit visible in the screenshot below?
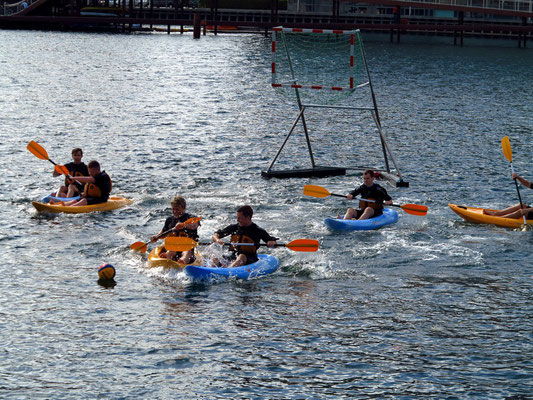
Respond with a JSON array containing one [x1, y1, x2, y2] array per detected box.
[[62, 160, 112, 206], [484, 173, 533, 219], [343, 169, 393, 220], [211, 205, 278, 268], [52, 148, 89, 198], [151, 196, 200, 263]]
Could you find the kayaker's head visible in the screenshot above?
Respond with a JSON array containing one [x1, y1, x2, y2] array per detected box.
[[236, 205, 253, 227], [71, 148, 83, 164], [363, 169, 375, 187], [170, 196, 186, 218], [87, 160, 101, 177]]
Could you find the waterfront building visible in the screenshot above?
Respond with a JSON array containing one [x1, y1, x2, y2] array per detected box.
[[286, 0, 533, 23]]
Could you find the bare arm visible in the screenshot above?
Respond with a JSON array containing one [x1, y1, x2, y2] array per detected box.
[[68, 175, 95, 184], [212, 233, 224, 245], [513, 173, 532, 189]]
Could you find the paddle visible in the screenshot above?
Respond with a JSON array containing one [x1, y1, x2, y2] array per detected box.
[[27, 141, 70, 175], [164, 237, 319, 253], [501, 136, 527, 225], [303, 184, 428, 216], [130, 217, 202, 253]]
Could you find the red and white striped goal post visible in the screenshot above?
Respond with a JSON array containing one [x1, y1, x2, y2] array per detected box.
[[271, 26, 360, 91]]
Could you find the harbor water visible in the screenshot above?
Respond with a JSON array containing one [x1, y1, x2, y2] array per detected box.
[[0, 30, 532, 398]]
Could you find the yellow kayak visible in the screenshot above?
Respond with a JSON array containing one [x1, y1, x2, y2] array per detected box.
[[32, 196, 133, 214], [449, 203, 533, 229], [147, 246, 203, 269]]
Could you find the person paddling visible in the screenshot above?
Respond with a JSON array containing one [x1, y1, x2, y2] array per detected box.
[[53, 147, 89, 198], [211, 205, 278, 268], [61, 160, 111, 207], [151, 196, 200, 263], [343, 169, 393, 220], [484, 173, 533, 219]]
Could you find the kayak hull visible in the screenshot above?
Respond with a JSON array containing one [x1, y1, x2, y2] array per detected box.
[[147, 246, 203, 269], [449, 203, 532, 229], [184, 254, 280, 282], [32, 196, 132, 214], [324, 208, 399, 231]]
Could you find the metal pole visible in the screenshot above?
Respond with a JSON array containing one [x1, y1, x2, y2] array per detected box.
[[359, 33, 390, 172], [282, 30, 316, 167], [266, 107, 306, 171], [371, 111, 404, 181]]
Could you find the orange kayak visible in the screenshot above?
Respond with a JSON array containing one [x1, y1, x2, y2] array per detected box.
[[147, 246, 203, 269], [449, 203, 532, 229], [32, 196, 132, 214]]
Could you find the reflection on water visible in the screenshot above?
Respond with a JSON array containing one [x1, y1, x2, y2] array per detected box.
[[0, 29, 532, 398]]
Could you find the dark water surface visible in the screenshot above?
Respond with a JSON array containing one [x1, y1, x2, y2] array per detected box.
[[0, 30, 532, 398]]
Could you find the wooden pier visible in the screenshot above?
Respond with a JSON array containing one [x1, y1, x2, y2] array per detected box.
[[0, 0, 531, 46]]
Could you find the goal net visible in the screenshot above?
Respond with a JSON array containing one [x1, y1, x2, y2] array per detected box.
[[271, 27, 368, 106]]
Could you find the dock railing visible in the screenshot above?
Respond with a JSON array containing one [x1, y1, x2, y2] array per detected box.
[[380, 0, 532, 13], [2, 0, 40, 15]]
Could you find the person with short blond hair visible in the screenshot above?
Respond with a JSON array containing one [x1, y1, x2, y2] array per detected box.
[[150, 196, 199, 263]]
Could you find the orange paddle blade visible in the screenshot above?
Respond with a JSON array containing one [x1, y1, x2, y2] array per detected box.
[[55, 165, 70, 175], [501, 136, 512, 163], [164, 237, 198, 252], [130, 241, 148, 253], [303, 184, 331, 198], [400, 204, 428, 216], [176, 216, 202, 229], [27, 140, 49, 160], [284, 239, 319, 252]]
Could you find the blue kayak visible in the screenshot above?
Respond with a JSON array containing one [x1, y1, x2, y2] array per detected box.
[[324, 208, 399, 231], [184, 254, 280, 282]]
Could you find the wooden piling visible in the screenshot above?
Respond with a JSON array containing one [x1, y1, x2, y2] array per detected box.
[[193, 12, 201, 39], [458, 12, 464, 46]]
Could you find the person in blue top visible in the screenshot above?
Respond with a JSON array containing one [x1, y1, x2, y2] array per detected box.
[[343, 169, 393, 220]]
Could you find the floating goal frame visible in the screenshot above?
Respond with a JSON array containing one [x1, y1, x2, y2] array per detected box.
[[262, 26, 408, 187]]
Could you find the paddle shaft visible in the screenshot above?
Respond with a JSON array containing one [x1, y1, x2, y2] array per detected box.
[[194, 242, 282, 247], [341, 194, 400, 208], [510, 163, 527, 224], [164, 237, 319, 252], [322, 190, 391, 204], [130, 228, 174, 252], [27, 141, 69, 175], [130, 217, 202, 252], [502, 136, 527, 224], [147, 227, 176, 245], [152, 219, 201, 242], [307, 187, 398, 207], [303, 184, 427, 216]]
